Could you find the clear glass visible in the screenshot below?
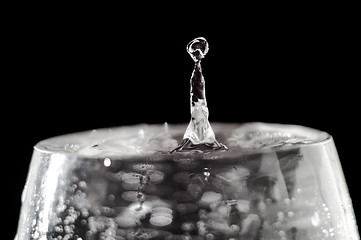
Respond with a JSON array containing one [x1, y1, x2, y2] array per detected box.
[[15, 123, 359, 240]]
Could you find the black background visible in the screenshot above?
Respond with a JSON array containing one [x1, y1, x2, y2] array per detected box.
[[5, 6, 360, 238]]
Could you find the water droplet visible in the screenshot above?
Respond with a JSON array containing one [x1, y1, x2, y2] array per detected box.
[[103, 158, 111, 167], [172, 37, 226, 152], [186, 37, 209, 62]]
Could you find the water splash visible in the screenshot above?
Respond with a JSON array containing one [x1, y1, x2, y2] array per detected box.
[[172, 37, 227, 152]]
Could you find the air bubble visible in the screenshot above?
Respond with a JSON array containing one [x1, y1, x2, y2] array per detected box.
[[133, 163, 155, 171], [104, 158, 111, 167], [78, 181, 87, 188], [122, 172, 143, 184], [176, 203, 198, 214], [172, 172, 191, 183], [181, 222, 195, 232], [200, 191, 222, 204], [81, 208, 89, 217], [122, 190, 145, 201], [203, 169, 211, 181], [105, 228, 116, 237], [116, 216, 139, 228], [205, 233, 214, 240], [149, 170, 164, 184], [151, 207, 173, 215], [230, 224, 240, 232], [150, 215, 172, 227]]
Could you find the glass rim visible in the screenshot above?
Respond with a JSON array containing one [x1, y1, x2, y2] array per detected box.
[[34, 122, 333, 160]]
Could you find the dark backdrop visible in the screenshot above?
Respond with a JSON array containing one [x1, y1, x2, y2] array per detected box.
[[6, 10, 359, 238]]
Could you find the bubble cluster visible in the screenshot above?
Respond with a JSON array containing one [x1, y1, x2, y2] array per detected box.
[[150, 207, 173, 227]]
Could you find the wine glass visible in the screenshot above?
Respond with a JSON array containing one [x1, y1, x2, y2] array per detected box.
[[15, 123, 359, 239]]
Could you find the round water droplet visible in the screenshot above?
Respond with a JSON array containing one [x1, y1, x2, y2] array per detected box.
[[187, 37, 209, 62]]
